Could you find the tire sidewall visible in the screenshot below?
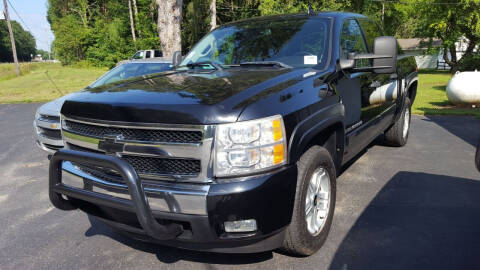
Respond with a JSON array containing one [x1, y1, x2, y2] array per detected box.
[[292, 146, 336, 254], [400, 98, 412, 144]]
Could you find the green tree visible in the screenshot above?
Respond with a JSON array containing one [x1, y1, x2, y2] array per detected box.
[[48, 0, 159, 66], [258, 0, 349, 15], [410, 0, 480, 71], [0, 20, 36, 62]]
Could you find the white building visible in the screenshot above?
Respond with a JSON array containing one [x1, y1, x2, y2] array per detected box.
[[398, 37, 477, 69]]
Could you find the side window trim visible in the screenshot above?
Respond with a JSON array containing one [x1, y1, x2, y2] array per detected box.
[[355, 18, 369, 54]]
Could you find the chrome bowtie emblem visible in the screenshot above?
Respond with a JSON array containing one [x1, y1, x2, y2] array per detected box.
[[98, 134, 125, 156]]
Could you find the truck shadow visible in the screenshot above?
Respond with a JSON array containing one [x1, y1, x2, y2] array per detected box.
[[84, 215, 273, 265], [329, 171, 480, 270], [421, 115, 479, 147]]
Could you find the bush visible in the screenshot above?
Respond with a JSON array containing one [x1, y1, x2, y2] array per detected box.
[[457, 53, 480, 72], [0, 62, 43, 80]]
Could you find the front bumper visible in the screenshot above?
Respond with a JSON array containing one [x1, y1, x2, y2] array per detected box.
[[49, 149, 297, 253]]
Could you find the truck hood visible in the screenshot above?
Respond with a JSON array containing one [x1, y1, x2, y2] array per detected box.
[[61, 68, 307, 125], [38, 93, 75, 117]]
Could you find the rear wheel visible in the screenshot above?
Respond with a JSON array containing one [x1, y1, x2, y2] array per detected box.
[[282, 145, 336, 256], [384, 97, 411, 147]]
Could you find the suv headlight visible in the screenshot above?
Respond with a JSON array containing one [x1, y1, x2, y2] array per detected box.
[[215, 115, 287, 177]]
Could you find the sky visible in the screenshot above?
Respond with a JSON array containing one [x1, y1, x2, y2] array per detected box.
[[1, 0, 54, 51]]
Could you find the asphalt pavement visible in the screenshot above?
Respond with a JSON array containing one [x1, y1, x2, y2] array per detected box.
[[0, 103, 479, 270]]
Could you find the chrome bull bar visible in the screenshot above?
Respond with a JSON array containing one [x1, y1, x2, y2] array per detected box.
[[49, 149, 183, 240]]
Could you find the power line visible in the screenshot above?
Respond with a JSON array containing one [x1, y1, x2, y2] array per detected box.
[[6, 0, 32, 33], [6, 0, 51, 50]]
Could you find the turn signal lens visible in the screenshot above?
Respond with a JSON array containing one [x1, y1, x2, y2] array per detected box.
[[273, 144, 285, 164]]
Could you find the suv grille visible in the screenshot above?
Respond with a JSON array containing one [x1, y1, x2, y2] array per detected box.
[[39, 127, 62, 140], [123, 155, 201, 176], [39, 114, 60, 122], [64, 120, 203, 144], [68, 143, 201, 177]]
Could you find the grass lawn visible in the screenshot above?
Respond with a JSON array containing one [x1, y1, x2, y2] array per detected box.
[[412, 69, 480, 117], [0, 62, 107, 104]]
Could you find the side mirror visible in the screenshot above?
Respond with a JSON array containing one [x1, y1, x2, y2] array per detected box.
[[172, 51, 182, 67], [339, 36, 398, 74], [372, 36, 397, 74]]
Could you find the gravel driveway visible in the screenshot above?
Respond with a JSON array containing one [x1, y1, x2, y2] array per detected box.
[[0, 103, 479, 270]]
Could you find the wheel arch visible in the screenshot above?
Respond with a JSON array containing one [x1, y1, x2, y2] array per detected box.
[[288, 103, 345, 172], [304, 122, 344, 172], [407, 79, 418, 104]]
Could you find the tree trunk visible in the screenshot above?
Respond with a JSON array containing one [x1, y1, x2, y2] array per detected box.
[[133, 0, 142, 38], [210, 0, 217, 31], [442, 45, 457, 72], [128, 0, 137, 46], [156, 0, 183, 57], [381, 0, 385, 30]]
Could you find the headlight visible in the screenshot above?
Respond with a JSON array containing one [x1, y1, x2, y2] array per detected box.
[[215, 115, 287, 177], [35, 111, 40, 120]]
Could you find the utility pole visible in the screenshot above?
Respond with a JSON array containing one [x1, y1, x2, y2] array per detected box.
[[3, 0, 20, 76]]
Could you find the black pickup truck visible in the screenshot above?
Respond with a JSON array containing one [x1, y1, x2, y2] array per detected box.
[[48, 12, 418, 256]]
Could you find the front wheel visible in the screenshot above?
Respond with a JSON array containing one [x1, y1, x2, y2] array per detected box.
[[282, 145, 336, 256], [384, 97, 412, 147]]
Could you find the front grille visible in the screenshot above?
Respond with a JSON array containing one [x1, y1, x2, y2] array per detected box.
[[68, 143, 201, 177], [123, 156, 201, 176], [44, 143, 63, 151], [64, 120, 203, 144], [75, 163, 126, 184], [39, 127, 62, 140], [39, 114, 60, 122]]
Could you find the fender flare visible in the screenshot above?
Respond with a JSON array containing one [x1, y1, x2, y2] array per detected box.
[[288, 102, 345, 163], [394, 74, 418, 122], [405, 75, 419, 100]]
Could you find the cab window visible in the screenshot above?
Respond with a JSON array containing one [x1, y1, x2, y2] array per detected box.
[[340, 19, 368, 67], [340, 19, 367, 57], [154, 50, 163, 57]]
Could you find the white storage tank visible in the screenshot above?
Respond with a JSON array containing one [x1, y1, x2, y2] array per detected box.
[[446, 70, 480, 104]]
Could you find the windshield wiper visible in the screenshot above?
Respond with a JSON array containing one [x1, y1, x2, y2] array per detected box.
[[239, 61, 292, 69], [184, 61, 223, 70]]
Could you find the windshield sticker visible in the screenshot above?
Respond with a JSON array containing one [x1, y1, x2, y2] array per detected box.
[[304, 55, 317, 65]]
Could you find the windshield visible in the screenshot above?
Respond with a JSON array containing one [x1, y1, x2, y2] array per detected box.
[[180, 17, 331, 69], [132, 51, 144, 59], [90, 62, 173, 88]]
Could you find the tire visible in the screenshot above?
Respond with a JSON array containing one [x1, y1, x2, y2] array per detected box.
[[282, 145, 336, 256], [384, 97, 411, 147]]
